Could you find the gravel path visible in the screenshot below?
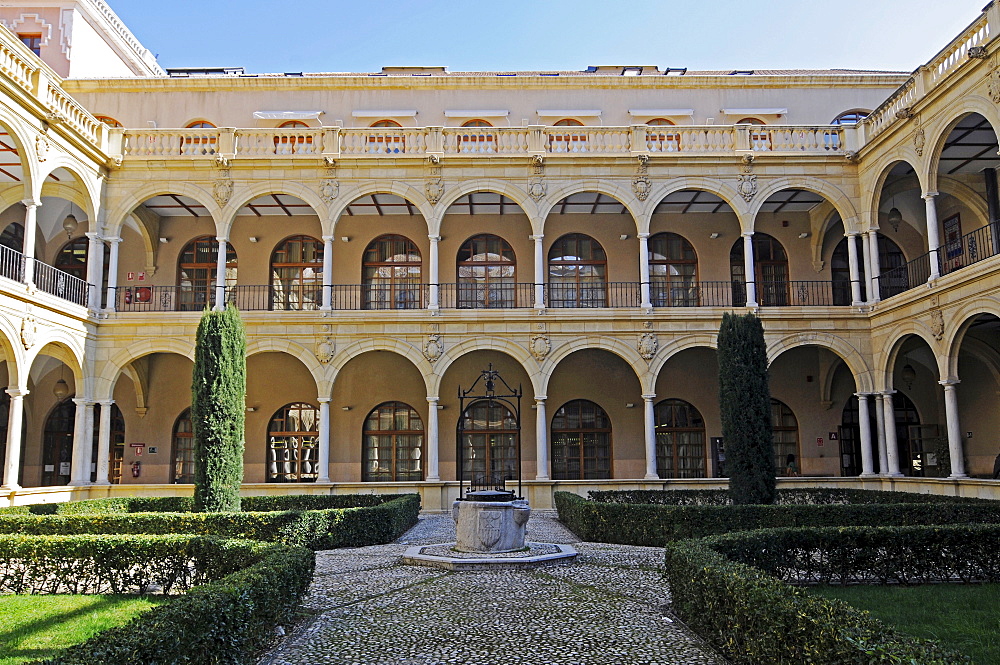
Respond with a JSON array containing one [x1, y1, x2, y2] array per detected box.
[[258, 512, 726, 665]]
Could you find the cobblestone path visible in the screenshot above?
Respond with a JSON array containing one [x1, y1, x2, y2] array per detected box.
[[259, 512, 726, 665]]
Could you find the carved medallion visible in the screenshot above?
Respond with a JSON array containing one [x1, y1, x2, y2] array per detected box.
[[213, 169, 233, 206], [913, 128, 925, 156], [320, 179, 339, 203], [929, 309, 945, 341], [425, 179, 444, 204], [423, 334, 444, 363], [478, 510, 503, 549], [35, 134, 49, 162], [529, 334, 550, 361], [638, 331, 658, 361], [531, 154, 544, 175], [737, 174, 757, 202], [528, 179, 546, 202], [632, 175, 651, 201], [988, 66, 1000, 104], [315, 337, 335, 364], [20, 316, 36, 350], [969, 46, 988, 59]]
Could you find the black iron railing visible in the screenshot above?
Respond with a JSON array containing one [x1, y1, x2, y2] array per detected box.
[[33, 260, 89, 306], [879, 252, 935, 300], [940, 221, 1000, 275], [0, 245, 24, 283]]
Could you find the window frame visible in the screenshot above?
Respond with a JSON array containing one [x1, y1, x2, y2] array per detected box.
[[270, 234, 324, 311], [362, 234, 423, 309], [550, 399, 613, 480], [548, 233, 607, 308], [177, 235, 237, 312], [362, 401, 425, 482], [267, 402, 320, 483]]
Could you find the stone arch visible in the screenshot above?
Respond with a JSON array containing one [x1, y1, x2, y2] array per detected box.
[[436, 180, 539, 231], [27, 338, 85, 401], [648, 334, 718, 380], [328, 339, 432, 395], [97, 339, 197, 400], [925, 99, 1000, 193], [643, 178, 746, 232], [106, 183, 222, 236], [0, 110, 38, 198], [246, 339, 325, 395], [540, 336, 648, 394], [220, 182, 329, 237], [879, 324, 942, 390], [540, 181, 641, 235], [766, 332, 874, 393], [864, 156, 927, 229], [35, 161, 102, 219], [945, 303, 1000, 378], [751, 178, 860, 233], [430, 337, 541, 397], [0, 316, 26, 388], [329, 183, 434, 236]]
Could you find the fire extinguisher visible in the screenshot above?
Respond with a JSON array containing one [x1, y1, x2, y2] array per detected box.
[[131, 461, 141, 477], [124, 288, 132, 305]]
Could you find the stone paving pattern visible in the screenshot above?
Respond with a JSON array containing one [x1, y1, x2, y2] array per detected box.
[[259, 511, 727, 665]]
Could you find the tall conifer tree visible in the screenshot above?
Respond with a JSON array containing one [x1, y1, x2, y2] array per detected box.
[[717, 312, 776, 505], [192, 305, 246, 512]]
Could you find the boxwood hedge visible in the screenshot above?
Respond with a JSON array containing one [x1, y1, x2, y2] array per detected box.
[[662, 525, 998, 664], [555, 490, 1000, 546], [0, 493, 421, 550], [588, 487, 992, 506]]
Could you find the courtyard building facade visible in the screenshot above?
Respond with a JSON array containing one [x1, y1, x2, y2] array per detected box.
[[0, 0, 999, 510]]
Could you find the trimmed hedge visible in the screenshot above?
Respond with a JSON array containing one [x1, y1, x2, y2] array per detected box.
[[662, 526, 995, 664], [0, 492, 399, 515], [588, 488, 993, 506], [555, 491, 1000, 546], [35, 537, 314, 665], [0, 494, 421, 550]]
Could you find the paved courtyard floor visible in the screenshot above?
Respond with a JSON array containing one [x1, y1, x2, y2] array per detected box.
[[259, 511, 727, 665]]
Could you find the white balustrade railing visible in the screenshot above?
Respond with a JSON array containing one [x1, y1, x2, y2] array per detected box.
[[766, 126, 844, 152], [46, 82, 102, 144], [339, 128, 428, 155], [546, 126, 631, 153], [0, 38, 35, 93], [863, 78, 917, 140], [928, 13, 990, 85], [442, 127, 531, 154], [237, 128, 324, 156], [649, 126, 735, 153], [123, 128, 222, 157]]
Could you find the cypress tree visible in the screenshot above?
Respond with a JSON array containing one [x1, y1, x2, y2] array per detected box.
[[192, 305, 246, 512], [717, 311, 776, 505]]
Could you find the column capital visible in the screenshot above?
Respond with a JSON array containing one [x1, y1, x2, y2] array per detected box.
[[5, 387, 28, 399], [85, 231, 102, 241], [104, 236, 122, 244], [846, 230, 860, 237], [534, 395, 547, 402], [741, 230, 754, 238], [853, 392, 873, 398], [938, 379, 960, 388], [641, 393, 656, 401], [922, 191, 939, 199], [98, 398, 115, 406], [637, 232, 651, 240], [317, 396, 332, 404], [321, 235, 335, 243], [21, 198, 41, 208], [215, 235, 229, 243], [530, 234, 544, 241], [881, 389, 897, 396], [426, 396, 440, 403], [428, 234, 441, 242], [72, 397, 95, 406]]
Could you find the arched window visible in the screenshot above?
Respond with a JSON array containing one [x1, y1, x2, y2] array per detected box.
[[267, 403, 319, 483], [93, 403, 126, 484], [647, 118, 681, 152], [548, 233, 607, 308], [649, 232, 698, 306], [655, 399, 706, 478], [730, 233, 788, 306], [770, 399, 799, 475], [172, 408, 194, 483], [458, 119, 495, 153], [736, 117, 770, 150], [457, 234, 516, 308], [369, 119, 404, 154], [363, 401, 424, 482], [275, 120, 313, 154], [95, 115, 123, 128], [363, 234, 422, 309], [42, 399, 76, 486], [177, 236, 237, 311], [460, 399, 518, 486], [55, 237, 88, 280], [551, 399, 612, 480], [832, 110, 870, 125], [183, 121, 217, 155], [831, 235, 905, 304], [0, 222, 24, 252], [550, 119, 586, 152], [271, 235, 323, 311]]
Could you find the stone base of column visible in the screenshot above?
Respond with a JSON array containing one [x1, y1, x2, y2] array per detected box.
[[858, 473, 878, 478], [0, 482, 21, 491], [644, 473, 659, 480], [949, 473, 968, 479]]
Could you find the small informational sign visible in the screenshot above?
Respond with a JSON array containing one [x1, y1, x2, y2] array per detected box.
[[127, 271, 135, 281], [967, 431, 973, 439], [147, 446, 158, 455], [130, 442, 146, 456], [44, 464, 54, 472], [828, 432, 838, 440], [816, 437, 824, 447], [138, 271, 146, 281], [59, 462, 71, 475]]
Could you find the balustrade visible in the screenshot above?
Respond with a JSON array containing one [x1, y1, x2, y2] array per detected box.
[[0, 245, 24, 283], [33, 260, 89, 306]]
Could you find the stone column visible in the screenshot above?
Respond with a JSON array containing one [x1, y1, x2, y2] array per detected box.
[[213, 236, 228, 311], [426, 396, 440, 481], [642, 394, 658, 480], [939, 380, 967, 478], [874, 392, 888, 474], [847, 232, 863, 306], [867, 231, 882, 304], [94, 399, 115, 485], [854, 393, 875, 476], [0, 388, 27, 490], [428, 234, 440, 310], [532, 234, 545, 309], [535, 396, 549, 480], [860, 230, 873, 303], [70, 397, 90, 485], [882, 390, 903, 477], [317, 397, 331, 483], [104, 237, 121, 313], [21, 199, 39, 285], [321, 235, 334, 311], [638, 232, 652, 310], [924, 192, 941, 280], [742, 231, 758, 307], [85, 231, 104, 310]]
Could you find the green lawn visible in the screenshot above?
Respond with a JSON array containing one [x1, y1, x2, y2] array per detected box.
[[811, 583, 1000, 664], [0, 594, 168, 665]]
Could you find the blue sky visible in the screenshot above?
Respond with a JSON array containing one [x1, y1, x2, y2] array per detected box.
[[108, 1, 988, 74]]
